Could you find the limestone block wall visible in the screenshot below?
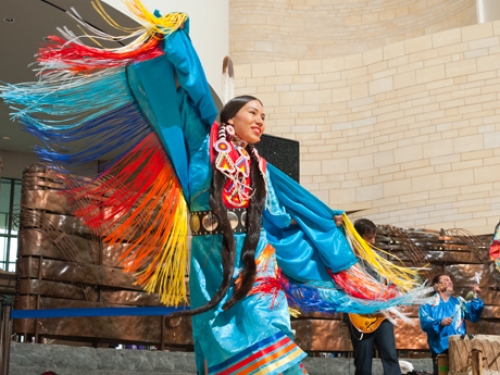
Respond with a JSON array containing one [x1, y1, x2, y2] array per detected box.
[[234, 21, 500, 235], [230, 0, 476, 64]]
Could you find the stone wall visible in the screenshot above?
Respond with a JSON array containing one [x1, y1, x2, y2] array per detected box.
[[230, 0, 476, 64], [7, 341, 433, 375], [234, 21, 500, 234]]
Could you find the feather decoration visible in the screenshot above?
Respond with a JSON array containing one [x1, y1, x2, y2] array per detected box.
[[222, 56, 234, 105]]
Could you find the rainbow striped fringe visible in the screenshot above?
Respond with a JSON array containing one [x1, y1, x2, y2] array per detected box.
[[0, 0, 191, 306]]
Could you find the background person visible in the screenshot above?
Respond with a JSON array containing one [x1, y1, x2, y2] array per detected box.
[[346, 218, 402, 375], [419, 273, 484, 375]]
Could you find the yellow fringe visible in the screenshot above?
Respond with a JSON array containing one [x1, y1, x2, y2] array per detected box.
[[139, 190, 189, 306], [92, 0, 187, 38], [125, 0, 188, 36], [92, 0, 143, 33], [342, 213, 420, 292], [288, 307, 301, 318]]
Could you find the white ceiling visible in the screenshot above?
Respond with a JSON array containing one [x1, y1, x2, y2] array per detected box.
[[0, 0, 139, 154]]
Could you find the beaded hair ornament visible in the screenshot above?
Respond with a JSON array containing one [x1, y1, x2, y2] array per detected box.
[[213, 123, 265, 208]]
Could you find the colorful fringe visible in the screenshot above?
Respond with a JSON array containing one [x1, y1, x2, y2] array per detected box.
[[64, 134, 189, 305], [281, 273, 433, 316], [247, 244, 433, 316], [36, 0, 187, 77], [329, 265, 398, 301], [0, 0, 191, 306], [342, 213, 421, 292], [37, 35, 164, 75]]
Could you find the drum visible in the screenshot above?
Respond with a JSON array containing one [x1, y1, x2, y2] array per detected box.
[[448, 334, 500, 375]]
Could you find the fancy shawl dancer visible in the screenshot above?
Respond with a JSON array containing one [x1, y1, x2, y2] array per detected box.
[[1, 1, 431, 374]]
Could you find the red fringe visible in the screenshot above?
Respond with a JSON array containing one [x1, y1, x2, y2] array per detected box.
[[37, 36, 164, 74], [329, 269, 398, 301], [490, 240, 499, 261], [61, 133, 186, 287], [67, 134, 164, 230]]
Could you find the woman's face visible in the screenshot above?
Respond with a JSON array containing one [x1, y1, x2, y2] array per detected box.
[[227, 100, 266, 144]]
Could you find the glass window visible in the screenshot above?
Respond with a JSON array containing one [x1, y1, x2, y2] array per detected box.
[[0, 178, 22, 272]]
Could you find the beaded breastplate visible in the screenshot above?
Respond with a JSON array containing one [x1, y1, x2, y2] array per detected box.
[[210, 122, 266, 209]]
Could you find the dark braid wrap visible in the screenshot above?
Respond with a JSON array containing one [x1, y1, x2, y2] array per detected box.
[[167, 95, 267, 320]]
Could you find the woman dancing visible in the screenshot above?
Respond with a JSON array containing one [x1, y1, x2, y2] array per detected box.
[[0, 1, 429, 374]]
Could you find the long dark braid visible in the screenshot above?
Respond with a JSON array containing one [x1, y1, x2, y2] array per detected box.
[[166, 166, 237, 320], [222, 143, 266, 310]]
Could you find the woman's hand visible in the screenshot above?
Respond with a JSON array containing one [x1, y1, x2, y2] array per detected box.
[[333, 215, 343, 227]]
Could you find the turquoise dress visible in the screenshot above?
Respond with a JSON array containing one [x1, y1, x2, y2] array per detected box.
[[188, 142, 307, 373]]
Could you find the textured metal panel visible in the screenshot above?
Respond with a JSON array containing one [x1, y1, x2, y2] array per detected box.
[[0, 272, 16, 295], [452, 288, 500, 305], [18, 279, 99, 302], [22, 189, 72, 215], [481, 306, 500, 320], [445, 264, 500, 289], [18, 280, 165, 306], [22, 167, 66, 190], [101, 243, 128, 267], [392, 250, 483, 264], [291, 318, 430, 352], [13, 163, 500, 351], [20, 211, 93, 237], [19, 228, 100, 264], [100, 290, 162, 306], [17, 257, 140, 290], [394, 318, 429, 350], [291, 319, 351, 352]]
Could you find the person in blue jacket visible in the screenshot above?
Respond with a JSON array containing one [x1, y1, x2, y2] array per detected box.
[[419, 273, 484, 375]]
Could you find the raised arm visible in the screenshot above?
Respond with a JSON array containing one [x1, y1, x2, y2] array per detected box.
[[464, 297, 484, 323]]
